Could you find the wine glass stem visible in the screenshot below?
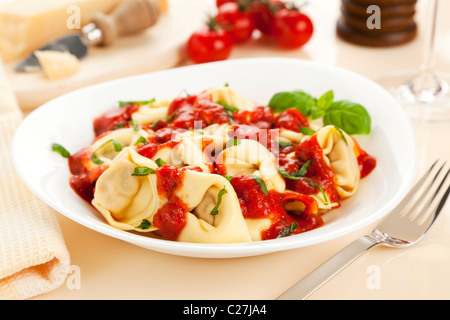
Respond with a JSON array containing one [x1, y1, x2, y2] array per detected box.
[[421, 0, 438, 72]]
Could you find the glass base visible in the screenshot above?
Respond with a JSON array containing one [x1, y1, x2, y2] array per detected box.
[[377, 70, 450, 123]]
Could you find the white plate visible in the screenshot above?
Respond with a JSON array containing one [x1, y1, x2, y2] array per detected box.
[[12, 58, 417, 258]]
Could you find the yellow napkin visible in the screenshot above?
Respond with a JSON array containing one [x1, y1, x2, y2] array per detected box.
[[0, 60, 70, 299]]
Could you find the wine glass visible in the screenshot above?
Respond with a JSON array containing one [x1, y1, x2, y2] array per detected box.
[[377, 0, 450, 122]]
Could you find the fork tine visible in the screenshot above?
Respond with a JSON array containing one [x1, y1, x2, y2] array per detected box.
[[391, 159, 441, 218], [407, 160, 447, 220], [418, 169, 450, 226]]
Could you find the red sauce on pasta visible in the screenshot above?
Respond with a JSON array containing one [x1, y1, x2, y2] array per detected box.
[[280, 135, 339, 205], [68, 148, 108, 203], [69, 88, 377, 241], [153, 164, 188, 241], [93, 103, 140, 137], [230, 175, 322, 240]]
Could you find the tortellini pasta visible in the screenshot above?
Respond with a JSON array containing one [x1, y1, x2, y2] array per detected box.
[[89, 128, 151, 166], [216, 139, 285, 193], [67, 86, 375, 244], [92, 148, 159, 232], [202, 87, 255, 110], [314, 125, 360, 198], [176, 171, 252, 243]]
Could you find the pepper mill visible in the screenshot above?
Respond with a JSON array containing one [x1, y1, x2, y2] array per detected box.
[[337, 0, 418, 47]]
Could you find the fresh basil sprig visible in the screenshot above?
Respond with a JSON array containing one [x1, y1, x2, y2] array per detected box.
[[268, 90, 317, 116], [132, 166, 156, 176], [323, 101, 371, 135], [51, 143, 71, 158], [155, 158, 167, 167], [91, 139, 122, 165], [119, 99, 155, 107], [136, 219, 151, 230], [277, 161, 310, 180], [276, 222, 299, 238], [210, 186, 228, 216], [268, 89, 371, 135], [253, 176, 268, 196]]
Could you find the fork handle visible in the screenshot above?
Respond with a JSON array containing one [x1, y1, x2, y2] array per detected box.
[[276, 236, 382, 300]]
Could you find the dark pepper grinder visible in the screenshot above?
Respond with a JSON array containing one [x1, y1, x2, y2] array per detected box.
[[337, 0, 418, 47]]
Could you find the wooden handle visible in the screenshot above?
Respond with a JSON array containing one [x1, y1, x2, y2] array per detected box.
[[93, 0, 161, 46]]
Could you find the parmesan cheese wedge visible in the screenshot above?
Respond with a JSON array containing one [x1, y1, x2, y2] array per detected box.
[[35, 50, 80, 81]]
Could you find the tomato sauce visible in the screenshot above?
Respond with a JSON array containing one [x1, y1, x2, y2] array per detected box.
[[352, 137, 377, 178], [153, 164, 189, 241], [274, 108, 310, 132], [93, 103, 140, 137], [230, 175, 323, 240], [68, 148, 108, 203], [280, 135, 339, 204], [72, 91, 377, 241], [233, 106, 274, 129]]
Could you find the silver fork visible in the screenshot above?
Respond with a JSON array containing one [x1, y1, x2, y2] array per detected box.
[[276, 159, 450, 300]]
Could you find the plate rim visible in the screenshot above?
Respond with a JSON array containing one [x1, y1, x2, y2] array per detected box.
[[12, 57, 418, 258]]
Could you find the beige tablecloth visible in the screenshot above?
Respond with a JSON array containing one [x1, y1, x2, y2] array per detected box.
[[0, 60, 70, 300]]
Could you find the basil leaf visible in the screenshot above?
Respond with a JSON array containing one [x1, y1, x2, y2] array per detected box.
[[303, 177, 329, 205], [226, 138, 241, 148], [166, 112, 177, 122], [317, 90, 334, 110], [119, 99, 155, 107], [253, 176, 268, 196], [136, 219, 151, 230], [155, 158, 166, 167], [128, 120, 139, 131], [90, 139, 122, 165], [336, 126, 348, 146], [311, 90, 334, 119], [224, 175, 233, 182], [276, 141, 293, 148], [51, 143, 71, 158], [132, 166, 156, 176], [300, 127, 315, 136], [112, 140, 122, 152], [277, 161, 310, 180], [135, 136, 148, 145], [217, 101, 239, 112], [278, 167, 301, 180], [210, 186, 228, 216], [91, 153, 104, 165], [218, 101, 238, 124], [276, 222, 299, 238], [268, 90, 316, 116], [298, 160, 311, 177], [323, 100, 371, 135]]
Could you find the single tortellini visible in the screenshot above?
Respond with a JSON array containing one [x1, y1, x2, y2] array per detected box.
[[92, 147, 159, 232], [202, 87, 255, 111], [216, 139, 285, 193], [314, 125, 360, 198], [175, 171, 252, 243], [89, 127, 151, 165], [131, 99, 171, 125]]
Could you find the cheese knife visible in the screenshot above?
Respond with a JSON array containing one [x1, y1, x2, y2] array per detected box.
[[15, 0, 161, 72]]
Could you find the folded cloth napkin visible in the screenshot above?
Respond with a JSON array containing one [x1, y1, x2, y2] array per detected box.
[[0, 60, 70, 299]]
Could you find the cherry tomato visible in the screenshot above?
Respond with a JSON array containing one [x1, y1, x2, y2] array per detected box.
[[187, 26, 233, 64], [215, 2, 255, 43], [248, 0, 285, 35], [271, 8, 313, 49]]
